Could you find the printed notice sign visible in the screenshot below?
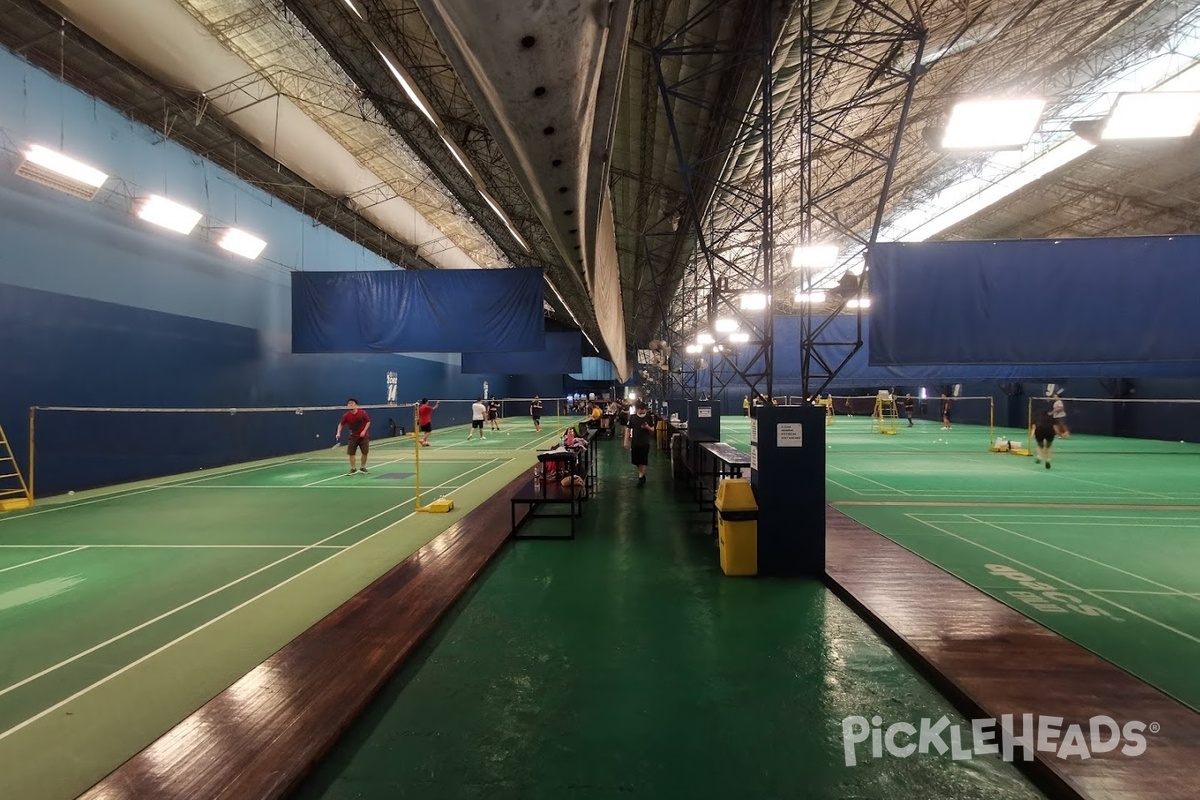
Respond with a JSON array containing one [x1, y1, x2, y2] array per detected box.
[[777, 423, 803, 447], [750, 418, 758, 443], [697, 406, 713, 418], [750, 444, 758, 471]]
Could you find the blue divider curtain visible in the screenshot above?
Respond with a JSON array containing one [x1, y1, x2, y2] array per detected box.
[[461, 331, 583, 374], [291, 268, 545, 353], [870, 236, 1200, 367]]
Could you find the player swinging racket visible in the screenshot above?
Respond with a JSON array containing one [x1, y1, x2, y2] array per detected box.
[[335, 398, 371, 474], [417, 398, 440, 447]]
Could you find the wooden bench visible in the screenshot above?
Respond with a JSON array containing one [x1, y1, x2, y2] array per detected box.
[[510, 475, 582, 539]]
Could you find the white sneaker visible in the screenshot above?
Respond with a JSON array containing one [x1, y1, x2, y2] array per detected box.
[[940, 426, 949, 430]]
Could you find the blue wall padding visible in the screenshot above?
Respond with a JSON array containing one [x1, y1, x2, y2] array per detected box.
[[870, 237, 1200, 366], [2, 282, 512, 494], [461, 331, 582, 374], [291, 268, 545, 353]]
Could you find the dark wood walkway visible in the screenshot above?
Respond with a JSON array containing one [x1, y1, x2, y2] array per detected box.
[[825, 506, 1200, 800], [79, 472, 532, 800]]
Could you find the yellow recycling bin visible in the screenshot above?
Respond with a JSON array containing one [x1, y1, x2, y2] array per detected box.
[[716, 478, 758, 576]]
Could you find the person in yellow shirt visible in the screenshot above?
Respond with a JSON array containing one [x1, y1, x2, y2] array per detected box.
[[743, 395, 750, 416]]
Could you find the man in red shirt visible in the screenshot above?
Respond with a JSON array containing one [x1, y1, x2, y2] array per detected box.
[[418, 398, 440, 447], [335, 398, 371, 474]]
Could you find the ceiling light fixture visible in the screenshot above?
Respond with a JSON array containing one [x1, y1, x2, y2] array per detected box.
[[1102, 91, 1200, 139], [374, 47, 437, 127], [136, 195, 202, 235], [791, 245, 839, 269], [218, 228, 268, 259], [713, 318, 739, 333], [941, 98, 1045, 150], [739, 292, 768, 311], [17, 144, 108, 200]]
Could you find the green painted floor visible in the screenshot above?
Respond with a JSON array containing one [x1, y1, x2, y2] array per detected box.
[[294, 439, 1044, 800], [731, 415, 1200, 711], [0, 423, 565, 800]]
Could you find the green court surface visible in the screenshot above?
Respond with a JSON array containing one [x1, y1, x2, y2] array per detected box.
[[723, 414, 1200, 711], [294, 440, 1044, 800], [0, 418, 573, 800]]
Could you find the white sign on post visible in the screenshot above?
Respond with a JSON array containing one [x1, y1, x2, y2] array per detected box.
[[750, 418, 758, 443], [750, 443, 758, 471], [697, 406, 713, 418], [776, 423, 804, 447]]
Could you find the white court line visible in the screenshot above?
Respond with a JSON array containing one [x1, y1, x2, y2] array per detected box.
[[0, 547, 88, 574], [825, 476, 864, 496], [918, 514, 1200, 521], [303, 455, 411, 487], [904, 514, 1200, 645], [0, 544, 346, 549], [0, 458, 510, 741], [0, 457, 314, 523], [963, 514, 1200, 603], [827, 466, 909, 496], [1090, 589, 1200, 596]]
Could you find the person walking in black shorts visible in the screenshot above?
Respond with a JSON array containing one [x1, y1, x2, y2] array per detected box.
[[530, 396, 543, 433], [623, 401, 655, 487], [1033, 408, 1056, 469]]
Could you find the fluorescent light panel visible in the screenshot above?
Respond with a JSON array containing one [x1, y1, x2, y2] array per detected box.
[[713, 318, 738, 333], [479, 189, 530, 251], [1102, 92, 1200, 139], [23, 145, 108, 188], [340, 0, 364, 19], [374, 47, 437, 126], [219, 228, 267, 259], [794, 290, 827, 304], [941, 98, 1045, 150], [137, 195, 201, 235], [739, 292, 768, 310], [442, 135, 473, 176], [696, 332, 715, 345], [846, 298, 871, 309], [791, 244, 839, 269], [729, 332, 750, 343]]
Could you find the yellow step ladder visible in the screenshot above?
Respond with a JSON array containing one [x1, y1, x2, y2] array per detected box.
[[0, 423, 33, 511]]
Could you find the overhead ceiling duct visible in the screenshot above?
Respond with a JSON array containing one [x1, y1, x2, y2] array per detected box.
[[37, 0, 485, 270]]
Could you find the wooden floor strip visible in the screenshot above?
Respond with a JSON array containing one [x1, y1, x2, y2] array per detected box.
[[824, 506, 1200, 800], [78, 472, 530, 800]]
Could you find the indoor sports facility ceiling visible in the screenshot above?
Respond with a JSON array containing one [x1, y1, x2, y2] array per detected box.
[[2, 0, 1200, 380]]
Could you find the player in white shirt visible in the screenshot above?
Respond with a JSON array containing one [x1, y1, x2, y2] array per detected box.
[[467, 398, 487, 440]]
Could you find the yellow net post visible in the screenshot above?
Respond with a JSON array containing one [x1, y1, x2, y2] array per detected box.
[[1027, 395, 1034, 454], [0, 421, 33, 511], [989, 396, 995, 444], [413, 402, 454, 513], [817, 395, 834, 426], [28, 405, 35, 502]]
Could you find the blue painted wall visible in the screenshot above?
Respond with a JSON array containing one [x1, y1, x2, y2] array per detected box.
[[0, 49, 515, 494]]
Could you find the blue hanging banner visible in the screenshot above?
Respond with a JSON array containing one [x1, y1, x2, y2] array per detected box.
[[461, 331, 583, 374], [291, 268, 545, 353], [870, 237, 1200, 366]]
